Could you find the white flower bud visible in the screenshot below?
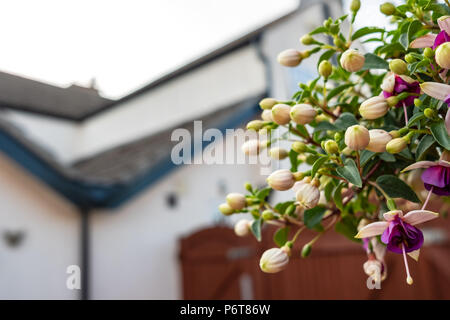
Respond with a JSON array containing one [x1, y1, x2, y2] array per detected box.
[[290, 104, 317, 125], [241, 139, 260, 155], [261, 109, 273, 121], [269, 147, 288, 160], [359, 96, 389, 120], [436, 42, 450, 69], [259, 248, 289, 273], [380, 73, 395, 93], [363, 260, 382, 283], [295, 183, 320, 209], [344, 125, 370, 150], [234, 219, 252, 237], [340, 49, 365, 72], [277, 49, 302, 67], [267, 169, 295, 191], [271, 104, 291, 125], [226, 193, 246, 210], [366, 129, 392, 153]]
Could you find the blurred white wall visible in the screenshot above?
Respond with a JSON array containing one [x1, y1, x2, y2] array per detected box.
[[0, 154, 80, 299], [90, 131, 264, 299]]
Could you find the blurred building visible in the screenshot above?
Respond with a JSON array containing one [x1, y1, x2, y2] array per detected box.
[[0, 0, 343, 299]]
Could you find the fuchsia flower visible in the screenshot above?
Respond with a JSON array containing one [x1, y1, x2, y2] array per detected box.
[[420, 82, 450, 135], [402, 150, 450, 196], [410, 16, 450, 49], [382, 74, 420, 107], [356, 209, 439, 284]]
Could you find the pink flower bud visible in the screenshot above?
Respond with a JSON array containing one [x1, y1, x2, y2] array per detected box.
[[436, 42, 450, 69], [226, 193, 247, 210], [344, 125, 370, 150], [259, 248, 289, 273], [340, 49, 365, 72], [271, 104, 291, 125], [290, 104, 317, 125], [267, 169, 295, 191], [366, 129, 392, 153], [277, 49, 302, 67], [359, 96, 389, 119]]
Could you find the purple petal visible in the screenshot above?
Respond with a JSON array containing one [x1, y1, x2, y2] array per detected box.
[[424, 183, 450, 196], [421, 165, 449, 188], [389, 75, 420, 107], [445, 94, 450, 105], [382, 217, 424, 253], [433, 30, 450, 49]]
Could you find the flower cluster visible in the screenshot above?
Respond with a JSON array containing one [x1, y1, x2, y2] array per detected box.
[[219, 0, 450, 286]]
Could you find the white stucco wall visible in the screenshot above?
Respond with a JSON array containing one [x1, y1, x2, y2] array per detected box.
[[0, 154, 80, 299]]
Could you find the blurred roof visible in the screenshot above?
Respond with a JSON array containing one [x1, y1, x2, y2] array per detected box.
[[0, 71, 113, 120], [73, 95, 263, 184]]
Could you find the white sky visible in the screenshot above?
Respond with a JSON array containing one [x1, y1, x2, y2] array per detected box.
[[0, 0, 298, 99]]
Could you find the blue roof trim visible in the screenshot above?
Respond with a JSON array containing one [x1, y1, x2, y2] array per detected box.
[[0, 99, 262, 209], [0, 130, 120, 207]]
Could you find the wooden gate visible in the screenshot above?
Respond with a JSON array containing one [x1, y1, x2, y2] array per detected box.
[[179, 222, 450, 299]]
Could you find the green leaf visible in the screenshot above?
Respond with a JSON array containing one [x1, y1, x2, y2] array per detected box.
[[326, 83, 354, 101], [274, 201, 295, 215], [317, 49, 336, 68], [360, 150, 376, 166], [334, 112, 358, 130], [296, 124, 309, 137], [314, 121, 337, 132], [415, 135, 435, 160], [311, 156, 329, 178], [336, 158, 363, 188], [407, 112, 425, 127], [399, 30, 409, 50], [304, 206, 326, 229], [362, 53, 389, 70], [379, 152, 396, 162], [256, 187, 271, 201], [273, 227, 290, 247], [333, 182, 344, 212], [335, 216, 360, 243], [430, 121, 450, 150], [289, 150, 299, 172], [250, 218, 263, 242], [376, 175, 420, 203], [310, 26, 328, 35], [408, 20, 422, 44], [351, 27, 384, 41]]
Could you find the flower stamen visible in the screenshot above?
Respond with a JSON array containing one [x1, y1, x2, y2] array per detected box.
[[402, 243, 414, 285], [403, 102, 409, 125], [421, 186, 434, 210]]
